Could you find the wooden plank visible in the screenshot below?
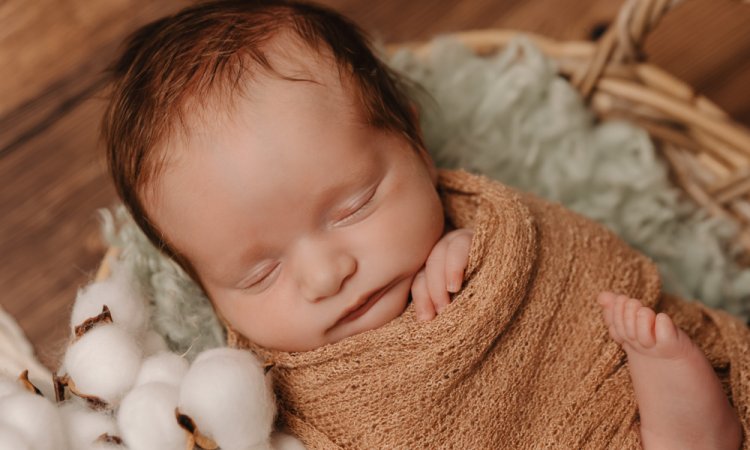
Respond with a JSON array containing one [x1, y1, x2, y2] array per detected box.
[[0, 0, 183, 370], [704, 52, 750, 126], [643, 0, 750, 125], [0, 0, 185, 159], [0, 96, 114, 370], [0, 0, 186, 118], [485, 0, 622, 40]]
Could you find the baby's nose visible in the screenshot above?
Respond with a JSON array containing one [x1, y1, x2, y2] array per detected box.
[[293, 237, 356, 302]]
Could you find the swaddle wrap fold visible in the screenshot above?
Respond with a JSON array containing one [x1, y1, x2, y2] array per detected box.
[[227, 169, 750, 449]]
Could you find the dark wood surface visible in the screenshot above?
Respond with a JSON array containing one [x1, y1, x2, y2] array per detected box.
[[1, 0, 749, 370]]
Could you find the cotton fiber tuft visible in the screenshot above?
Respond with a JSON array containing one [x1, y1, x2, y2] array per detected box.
[[59, 401, 118, 449], [117, 382, 187, 450], [0, 423, 32, 450], [70, 261, 149, 337], [270, 432, 309, 450], [0, 391, 67, 450], [0, 377, 22, 399], [63, 324, 142, 405], [178, 348, 276, 449], [134, 351, 189, 388]]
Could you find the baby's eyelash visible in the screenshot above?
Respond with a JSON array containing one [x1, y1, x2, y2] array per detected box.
[[242, 264, 279, 291], [348, 193, 374, 216], [336, 189, 376, 225]]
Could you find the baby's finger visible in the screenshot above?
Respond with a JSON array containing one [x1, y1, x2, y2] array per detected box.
[[635, 307, 656, 348], [424, 241, 451, 314], [410, 270, 435, 321], [597, 292, 616, 327], [444, 230, 473, 293], [613, 295, 629, 340]]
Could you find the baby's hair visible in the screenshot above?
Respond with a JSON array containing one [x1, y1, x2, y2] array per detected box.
[[101, 0, 423, 281]]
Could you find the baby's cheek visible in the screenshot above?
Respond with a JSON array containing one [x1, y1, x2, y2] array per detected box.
[[404, 196, 445, 269], [418, 189, 447, 254], [211, 289, 284, 349]]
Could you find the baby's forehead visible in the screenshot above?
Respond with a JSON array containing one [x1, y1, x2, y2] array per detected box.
[[181, 33, 366, 141], [266, 32, 340, 83]]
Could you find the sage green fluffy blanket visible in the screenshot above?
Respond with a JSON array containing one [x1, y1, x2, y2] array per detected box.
[[101, 36, 750, 359]]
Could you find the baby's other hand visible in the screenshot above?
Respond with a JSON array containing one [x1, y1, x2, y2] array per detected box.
[[411, 228, 473, 321]]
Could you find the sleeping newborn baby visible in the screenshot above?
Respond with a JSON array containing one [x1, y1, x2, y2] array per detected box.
[[102, 1, 747, 448]]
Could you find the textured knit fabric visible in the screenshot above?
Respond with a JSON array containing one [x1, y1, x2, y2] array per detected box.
[[227, 169, 750, 449]]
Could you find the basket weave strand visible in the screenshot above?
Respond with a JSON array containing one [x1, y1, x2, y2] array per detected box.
[[573, 0, 680, 96]]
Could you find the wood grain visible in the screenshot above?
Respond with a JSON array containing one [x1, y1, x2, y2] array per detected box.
[[0, 0, 187, 369], [1, 0, 748, 370]]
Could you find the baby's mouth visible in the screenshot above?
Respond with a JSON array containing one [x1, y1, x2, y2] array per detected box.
[[333, 281, 395, 327]]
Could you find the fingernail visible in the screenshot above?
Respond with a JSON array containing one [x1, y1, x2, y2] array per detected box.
[[448, 281, 459, 293]]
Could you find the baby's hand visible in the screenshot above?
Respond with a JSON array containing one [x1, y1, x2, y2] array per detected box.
[[411, 228, 473, 321]]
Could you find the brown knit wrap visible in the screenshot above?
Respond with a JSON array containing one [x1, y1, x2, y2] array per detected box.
[[227, 169, 750, 449]]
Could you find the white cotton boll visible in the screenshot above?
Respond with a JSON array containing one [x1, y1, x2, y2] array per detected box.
[[63, 324, 142, 406], [59, 401, 118, 449], [82, 444, 121, 450], [0, 376, 22, 399], [178, 348, 276, 450], [71, 262, 148, 336], [142, 330, 169, 356], [0, 423, 32, 450], [135, 351, 189, 388], [270, 431, 307, 450], [0, 391, 67, 450], [117, 382, 187, 450], [87, 443, 122, 450]]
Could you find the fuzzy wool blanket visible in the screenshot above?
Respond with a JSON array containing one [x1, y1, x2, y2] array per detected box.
[[227, 169, 750, 449]]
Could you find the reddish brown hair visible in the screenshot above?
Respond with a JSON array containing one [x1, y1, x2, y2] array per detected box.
[[102, 0, 423, 280]]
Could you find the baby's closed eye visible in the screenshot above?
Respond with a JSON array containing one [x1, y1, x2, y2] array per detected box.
[[239, 262, 280, 293], [332, 184, 378, 226]]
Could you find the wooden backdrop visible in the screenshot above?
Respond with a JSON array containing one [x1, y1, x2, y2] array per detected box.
[[1, 0, 749, 370]]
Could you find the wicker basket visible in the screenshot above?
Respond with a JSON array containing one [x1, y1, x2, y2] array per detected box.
[[96, 0, 750, 281], [391, 0, 750, 254]]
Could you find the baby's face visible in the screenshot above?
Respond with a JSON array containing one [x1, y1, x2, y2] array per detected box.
[[147, 61, 445, 351]]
